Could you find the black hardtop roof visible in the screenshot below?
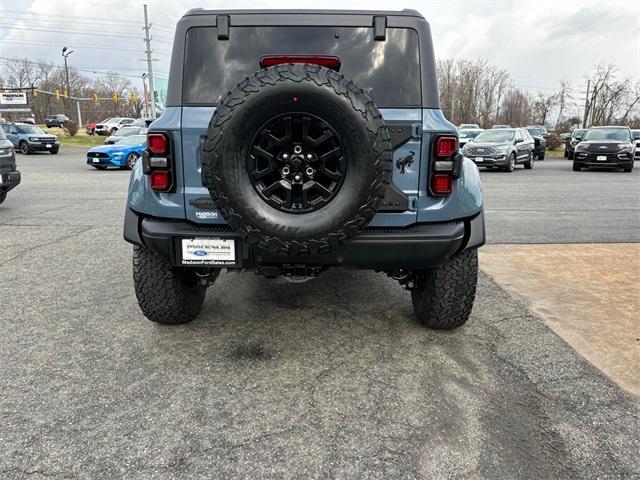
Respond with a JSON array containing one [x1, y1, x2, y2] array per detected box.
[[183, 9, 423, 18]]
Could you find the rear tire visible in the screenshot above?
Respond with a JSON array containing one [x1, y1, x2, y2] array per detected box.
[[133, 245, 217, 324], [411, 249, 478, 330]]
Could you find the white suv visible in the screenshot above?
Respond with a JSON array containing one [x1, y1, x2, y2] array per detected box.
[[95, 117, 134, 136]]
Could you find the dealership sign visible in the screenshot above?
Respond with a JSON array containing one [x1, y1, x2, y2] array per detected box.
[[0, 92, 27, 105]]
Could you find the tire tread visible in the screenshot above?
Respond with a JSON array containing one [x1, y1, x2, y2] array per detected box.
[[201, 63, 392, 255]]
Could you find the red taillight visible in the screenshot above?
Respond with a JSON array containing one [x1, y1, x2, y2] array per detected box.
[[435, 136, 457, 157], [150, 170, 171, 191], [147, 133, 168, 156], [432, 173, 452, 195], [259, 55, 341, 71]]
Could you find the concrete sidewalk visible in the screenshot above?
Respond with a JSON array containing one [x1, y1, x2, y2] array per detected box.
[[481, 244, 640, 397]]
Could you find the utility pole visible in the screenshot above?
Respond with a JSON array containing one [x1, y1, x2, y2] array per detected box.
[[141, 73, 149, 118], [61, 47, 72, 119], [582, 79, 590, 128], [62, 47, 81, 126], [143, 5, 156, 119]]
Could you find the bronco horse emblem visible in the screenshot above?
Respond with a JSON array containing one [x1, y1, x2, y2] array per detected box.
[[396, 150, 415, 174]]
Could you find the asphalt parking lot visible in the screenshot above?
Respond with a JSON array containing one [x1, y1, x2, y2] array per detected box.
[[1, 149, 639, 479]]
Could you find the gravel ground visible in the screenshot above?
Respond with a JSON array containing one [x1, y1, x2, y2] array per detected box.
[[0, 149, 638, 479]]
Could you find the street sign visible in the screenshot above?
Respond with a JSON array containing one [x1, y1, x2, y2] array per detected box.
[[0, 92, 27, 105]]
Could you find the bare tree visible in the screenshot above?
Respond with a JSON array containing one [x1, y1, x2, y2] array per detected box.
[[555, 80, 572, 126]]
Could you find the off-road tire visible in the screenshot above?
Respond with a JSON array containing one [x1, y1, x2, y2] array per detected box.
[[132, 245, 216, 324], [411, 249, 478, 330], [202, 63, 392, 256], [572, 162, 581, 171]]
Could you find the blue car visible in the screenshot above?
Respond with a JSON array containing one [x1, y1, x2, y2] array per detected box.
[[86, 135, 146, 170]]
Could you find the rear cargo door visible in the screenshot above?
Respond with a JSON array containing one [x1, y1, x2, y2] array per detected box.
[[180, 24, 423, 226]]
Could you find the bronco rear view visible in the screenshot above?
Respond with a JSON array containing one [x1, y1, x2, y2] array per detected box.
[[124, 9, 485, 329]]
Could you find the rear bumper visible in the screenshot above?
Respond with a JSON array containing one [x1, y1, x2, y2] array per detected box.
[[0, 170, 21, 193], [124, 208, 485, 270]]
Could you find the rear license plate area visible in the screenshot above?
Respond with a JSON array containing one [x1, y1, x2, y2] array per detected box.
[[180, 237, 237, 266]]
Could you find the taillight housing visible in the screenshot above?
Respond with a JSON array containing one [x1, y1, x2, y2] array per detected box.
[[432, 173, 452, 195], [150, 170, 171, 190], [430, 134, 461, 197], [436, 136, 457, 157], [144, 132, 173, 192], [260, 55, 341, 71], [148, 133, 169, 156]]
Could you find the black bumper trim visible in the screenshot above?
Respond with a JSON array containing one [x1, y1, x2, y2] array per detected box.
[[124, 208, 483, 270]]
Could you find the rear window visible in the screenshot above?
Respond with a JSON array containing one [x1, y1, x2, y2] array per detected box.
[[182, 26, 421, 107]]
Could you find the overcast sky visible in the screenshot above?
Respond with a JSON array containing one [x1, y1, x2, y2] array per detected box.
[[1, 0, 638, 101]]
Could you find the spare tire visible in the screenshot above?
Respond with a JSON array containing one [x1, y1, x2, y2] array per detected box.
[[202, 63, 392, 256]]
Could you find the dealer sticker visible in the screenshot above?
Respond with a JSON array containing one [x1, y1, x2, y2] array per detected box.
[[181, 238, 236, 265]]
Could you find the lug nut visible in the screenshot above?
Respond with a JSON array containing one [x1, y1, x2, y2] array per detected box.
[[293, 145, 302, 154], [305, 167, 314, 176], [306, 153, 313, 160], [282, 153, 289, 160], [281, 166, 290, 176]]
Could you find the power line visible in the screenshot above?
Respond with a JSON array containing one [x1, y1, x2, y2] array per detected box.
[[0, 23, 172, 43], [1, 8, 177, 33], [0, 39, 171, 56], [0, 57, 168, 78], [1, 8, 144, 26]]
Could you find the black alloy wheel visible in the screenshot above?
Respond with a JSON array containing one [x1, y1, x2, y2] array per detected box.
[[247, 113, 346, 214]]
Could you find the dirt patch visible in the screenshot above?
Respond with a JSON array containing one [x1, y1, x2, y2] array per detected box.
[[480, 244, 640, 397]]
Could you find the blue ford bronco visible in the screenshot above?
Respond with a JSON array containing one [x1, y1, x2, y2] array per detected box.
[[124, 9, 485, 329]]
